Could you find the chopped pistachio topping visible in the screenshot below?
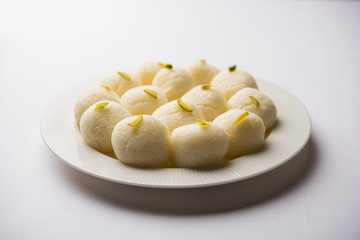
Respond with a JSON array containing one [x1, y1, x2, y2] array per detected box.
[[229, 65, 237, 72], [144, 89, 157, 99], [94, 102, 109, 111], [195, 120, 210, 127], [117, 72, 131, 81], [234, 112, 249, 125], [165, 64, 173, 70], [158, 62, 166, 68], [128, 114, 143, 127], [200, 59, 206, 64], [201, 85, 211, 90], [177, 99, 193, 112], [249, 96, 259, 107], [101, 85, 110, 90]]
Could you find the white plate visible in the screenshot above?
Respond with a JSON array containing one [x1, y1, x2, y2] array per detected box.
[[40, 78, 311, 188]]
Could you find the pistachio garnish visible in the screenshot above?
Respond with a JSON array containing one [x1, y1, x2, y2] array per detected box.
[[94, 102, 109, 111], [195, 120, 210, 127], [249, 96, 259, 107], [165, 64, 173, 70], [117, 72, 131, 81], [128, 114, 143, 127], [234, 112, 249, 125], [177, 99, 193, 112], [200, 59, 206, 64], [201, 85, 211, 90], [158, 62, 166, 68], [144, 89, 157, 99], [229, 65, 236, 72], [101, 85, 110, 90]]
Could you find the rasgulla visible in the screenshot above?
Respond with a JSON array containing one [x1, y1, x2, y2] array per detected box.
[[135, 61, 165, 85], [211, 65, 258, 100], [171, 121, 228, 168], [213, 109, 265, 157], [100, 72, 140, 97], [120, 85, 167, 115], [74, 86, 120, 125], [184, 59, 219, 85], [227, 87, 277, 130], [181, 85, 227, 121], [152, 99, 205, 133], [111, 114, 170, 168], [79, 100, 131, 153], [152, 65, 195, 101]]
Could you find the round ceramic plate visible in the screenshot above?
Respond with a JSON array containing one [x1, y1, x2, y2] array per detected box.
[[40, 78, 311, 188]]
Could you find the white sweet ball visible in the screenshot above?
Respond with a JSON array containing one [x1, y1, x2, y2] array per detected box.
[[213, 109, 265, 157], [211, 66, 258, 100], [227, 88, 277, 130], [120, 85, 167, 115], [152, 99, 205, 133], [152, 66, 195, 101], [181, 85, 227, 121], [135, 61, 164, 85], [171, 122, 228, 168], [111, 115, 170, 167], [74, 86, 120, 125], [100, 72, 140, 97], [184, 60, 220, 85], [79, 101, 131, 153]]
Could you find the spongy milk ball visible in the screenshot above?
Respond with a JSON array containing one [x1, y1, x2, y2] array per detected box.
[[152, 66, 195, 101], [79, 101, 131, 153], [181, 85, 227, 121], [135, 61, 165, 85], [171, 122, 228, 168], [101, 72, 140, 97], [74, 86, 120, 125], [111, 115, 170, 167], [184, 59, 220, 85], [120, 85, 167, 115], [227, 88, 277, 130], [152, 99, 205, 133], [213, 109, 265, 157], [211, 66, 258, 100]]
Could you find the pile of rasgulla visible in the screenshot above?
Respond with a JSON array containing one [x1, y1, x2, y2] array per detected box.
[[74, 60, 277, 168]]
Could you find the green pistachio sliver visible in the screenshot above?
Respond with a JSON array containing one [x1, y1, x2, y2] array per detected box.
[[144, 89, 157, 99], [94, 102, 109, 111], [101, 85, 110, 90], [117, 72, 131, 81], [200, 59, 206, 64], [177, 99, 193, 112], [229, 65, 237, 72], [165, 64, 173, 70], [249, 96, 259, 107], [195, 120, 210, 127], [234, 112, 249, 125], [201, 85, 211, 90], [158, 62, 166, 68], [128, 114, 143, 127]]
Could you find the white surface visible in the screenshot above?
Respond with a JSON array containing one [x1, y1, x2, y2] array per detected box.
[[40, 78, 310, 187], [1, 0, 359, 239]]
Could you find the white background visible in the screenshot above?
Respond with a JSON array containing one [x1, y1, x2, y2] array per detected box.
[[1, 0, 360, 239]]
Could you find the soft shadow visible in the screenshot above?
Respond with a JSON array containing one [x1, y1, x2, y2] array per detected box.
[[52, 136, 318, 215]]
